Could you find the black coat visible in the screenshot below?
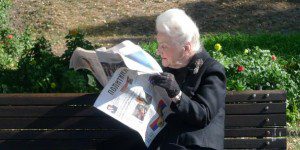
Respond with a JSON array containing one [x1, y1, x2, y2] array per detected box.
[[150, 50, 226, 150]]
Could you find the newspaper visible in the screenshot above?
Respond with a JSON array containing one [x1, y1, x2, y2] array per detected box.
[[70, 40, 171, 147]]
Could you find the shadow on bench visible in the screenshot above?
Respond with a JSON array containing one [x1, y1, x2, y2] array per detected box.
[[0, 90, 287, 149]]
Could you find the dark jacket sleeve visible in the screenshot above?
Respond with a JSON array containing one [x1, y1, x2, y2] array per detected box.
[[170, 62, 226, 127]]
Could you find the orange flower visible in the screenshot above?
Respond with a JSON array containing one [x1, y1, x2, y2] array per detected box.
[[7, 34, 13, 39], [69, 29, 78, 36]]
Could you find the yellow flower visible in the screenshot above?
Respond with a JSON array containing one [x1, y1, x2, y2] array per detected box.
[[9, 63, 15, 68], [244, 49, 249, 54], [50, 83, 57, 89], [214, 43, 222, 51]]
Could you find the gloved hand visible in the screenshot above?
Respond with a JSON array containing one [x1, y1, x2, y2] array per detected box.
[[149, 72, 180, 98]]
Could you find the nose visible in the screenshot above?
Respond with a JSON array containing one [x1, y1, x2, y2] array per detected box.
[[156, 49, 160, 56]]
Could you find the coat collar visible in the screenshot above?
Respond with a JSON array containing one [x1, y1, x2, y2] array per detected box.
[[163, 50, 211, 84]]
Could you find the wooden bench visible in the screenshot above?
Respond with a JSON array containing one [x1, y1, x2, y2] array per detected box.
[[0, 90, 287, 149]]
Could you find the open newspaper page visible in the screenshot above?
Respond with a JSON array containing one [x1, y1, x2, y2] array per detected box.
[[93, 67, 172, 147]]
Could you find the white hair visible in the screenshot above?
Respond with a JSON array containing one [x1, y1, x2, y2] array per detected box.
[[156, 8, 201, 52]]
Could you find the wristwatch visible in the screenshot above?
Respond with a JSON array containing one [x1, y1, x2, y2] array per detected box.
[[171, 91, 182, 103]]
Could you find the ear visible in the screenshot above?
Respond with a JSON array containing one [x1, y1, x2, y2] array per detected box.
[[184, 42, 192, 53]]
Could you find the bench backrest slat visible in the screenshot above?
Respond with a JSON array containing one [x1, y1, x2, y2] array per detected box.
[[226, 90, 286, 102], [0, 117, 125, 129], [0, 127, 287, 140], [225, 128, 287, 137], [226, 114, 286, 127], [0, 93, 97, 106], [0, 139, 101, 150], [0, 115, 286, 129], [0, 103, 285, 117], [226, 103, 286, 115], [224, 139, 286, 149]]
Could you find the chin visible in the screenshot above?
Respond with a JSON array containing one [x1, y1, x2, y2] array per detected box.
[[162, 60, 168, 67]]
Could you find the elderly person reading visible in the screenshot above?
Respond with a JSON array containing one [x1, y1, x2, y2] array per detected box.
[[148, 8, 226, 150], [99, 8, 226, 150]]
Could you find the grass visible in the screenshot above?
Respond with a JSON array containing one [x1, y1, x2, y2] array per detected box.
[[288, 136, 300, 150], [201, 32, 300, 58], [287, 123, 300, 150], [141, 32, 300, 63]]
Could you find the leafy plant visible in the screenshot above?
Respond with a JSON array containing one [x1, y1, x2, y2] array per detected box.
[[210, 45, 299, 123], [61, 29, 94, 63]]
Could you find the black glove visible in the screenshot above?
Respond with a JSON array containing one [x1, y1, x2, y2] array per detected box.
[[149, 72, 180, 98]]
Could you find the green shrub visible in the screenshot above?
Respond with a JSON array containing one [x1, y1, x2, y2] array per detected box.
[[211, 46, 299, 122], [17, 37, 62, 92], [0, 30, 100, 93], [0, 0, 34, 70], [61, 29, 94, 63], [59, 29, 100, 92]]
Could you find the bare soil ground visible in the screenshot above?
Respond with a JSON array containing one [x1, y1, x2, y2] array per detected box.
[[9, 0, 299, 55]]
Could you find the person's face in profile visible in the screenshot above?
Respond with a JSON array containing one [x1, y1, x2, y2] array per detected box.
[[156, 33, 184, 68]]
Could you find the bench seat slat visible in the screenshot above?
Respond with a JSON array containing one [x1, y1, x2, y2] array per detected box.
[[225, 128, 286, 137], [225, 103, 285, 115], [224, 138, 286, 149]]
